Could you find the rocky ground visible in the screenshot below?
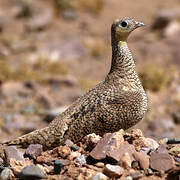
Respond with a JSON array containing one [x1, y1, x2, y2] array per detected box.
[[0, 129, 180, 179], [0, 0, 180, 179]]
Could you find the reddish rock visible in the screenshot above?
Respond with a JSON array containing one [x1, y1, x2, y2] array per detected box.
[[150, 152, 175, 172], [90, 131, 125, 161], [133, 152, 150, 170], [155, 144, 168, 154], [106, 142, 135, 162], [103, 164, 124, 178]]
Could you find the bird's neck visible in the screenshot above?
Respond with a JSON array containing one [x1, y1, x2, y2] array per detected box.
[[107, 40, 141, 85]]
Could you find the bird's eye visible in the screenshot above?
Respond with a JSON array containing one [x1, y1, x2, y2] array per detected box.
[[121, 21, 128, 27]]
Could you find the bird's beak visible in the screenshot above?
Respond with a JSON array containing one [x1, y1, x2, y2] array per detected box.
[[135, 21, 145, 28]]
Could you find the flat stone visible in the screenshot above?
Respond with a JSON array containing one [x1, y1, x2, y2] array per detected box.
[[4, 146, 25, 165], [150, 152, 174, 172], [90, 131, 125, 161], [103, 164, 124, 178], [133, 152, 150, 170], [92, 172, 108, 180], [25, 144, 43, 159], [155, 144, 168, 154], [19, 165, 46, 179], [106, 142, 136, 162]]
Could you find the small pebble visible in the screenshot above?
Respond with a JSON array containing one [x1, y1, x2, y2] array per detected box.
[[95, 162, 104, 168], [19, 165, 46, 179], [54, 160, 64, 174], [71, 146, 79, 151], [124, 176, 133, 180], [0, 168, 12, 180], [103, 164, 124, 178], [130, 171, 144, 179], [75, 155, 86, 165], [92, 172, 108, 180], [146, 168, 153, 175]]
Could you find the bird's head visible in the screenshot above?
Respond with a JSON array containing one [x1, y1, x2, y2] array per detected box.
[[111, 18, 145, 42]]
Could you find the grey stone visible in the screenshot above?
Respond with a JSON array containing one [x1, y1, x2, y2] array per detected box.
[[25, 144, 43, 159], [4, 146, 25, 165], [19, 165, 46, 179], [75, 155, 86, 165], [92, 172, 108, 180]]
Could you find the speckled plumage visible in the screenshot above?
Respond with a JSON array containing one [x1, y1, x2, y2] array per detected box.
[[3, 18, 147, 149]]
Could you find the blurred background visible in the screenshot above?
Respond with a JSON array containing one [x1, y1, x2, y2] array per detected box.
[[0, 0, 180, 142]]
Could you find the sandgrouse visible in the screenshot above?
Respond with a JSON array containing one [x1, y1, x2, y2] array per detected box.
[[2, 18, 147, 149]]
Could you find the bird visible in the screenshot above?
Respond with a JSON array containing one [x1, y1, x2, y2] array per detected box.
[[2, 17, 147, 150]]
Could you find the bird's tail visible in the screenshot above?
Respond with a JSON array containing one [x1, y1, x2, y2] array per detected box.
[[2, 126, 56, 150]]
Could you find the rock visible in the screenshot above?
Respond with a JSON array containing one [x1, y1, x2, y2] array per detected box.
[[92, 172, 108, 180], [131, 161, 139, 170], [155, 144, 168, 154], [19, 165, 46, 179], [25, 144, 43, 159], [133, 152, 150, 170], [0, 158, 3, 166], [103, 164, 124, 178], [150, 152, 174, 172], [95, 162, 104, 168], [82, 133, 101, 151], [90, 130, 125, 161], [3, 113, 37, 133], [130, 129, 144, 138], [124, 176, 133, 180], [36, 38, 88, 62], [133, 137, 159, 151], [4, 146, 25, 165], [121, 152, 132, 168], [106, 142, 136, 162], [69, 151, 81, 161], [64, 139, 74, 147], [9, 158, 26, 175], [54, 160, 64, 174], [75, 155, 86, 165], [173, 111, 180, 124], [71, 146, 79, 151], [26, 5, 53, 31], [58, 146, 71, 158], [79, 167, 96, 179], [130, 171, 144, 179], [152, 9, 180, 30], [0, 168, 13, 180], [140, 147, 152, 155], [164, 20, 180, 37]]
